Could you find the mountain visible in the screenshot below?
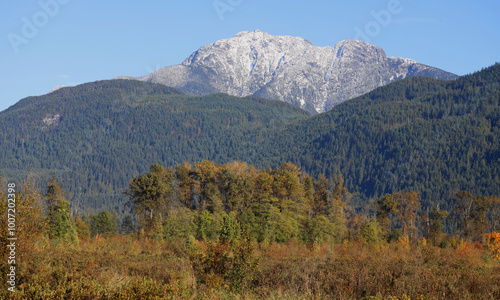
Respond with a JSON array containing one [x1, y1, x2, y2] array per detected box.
[[0, 80, 309, 214], [1, 65, 498, 216], [119, 30, 458, 114], [252, 64, 500, 209]]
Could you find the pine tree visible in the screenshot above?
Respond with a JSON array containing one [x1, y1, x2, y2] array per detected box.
[[48, 200, 79, 245], [124, 164, 174, 232], [428, 207, 448, 245], [89, 210, 119, 237], [45, 174, 67, 217], [44, 175, 78, 245], [220, 212, 241, 244], [394, 192, 420, 240], [376, 194, 398, 234]]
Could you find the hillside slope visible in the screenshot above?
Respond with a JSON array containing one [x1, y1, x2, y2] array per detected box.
[[0, 79, 309, 213], [256, 64, 500, 209], [1, 65, 498, 214]]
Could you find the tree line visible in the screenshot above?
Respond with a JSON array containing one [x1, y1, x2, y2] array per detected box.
[[1, 64, 498, 219], [1, 163, 500, 299], [2, 159, 499, 248], [121, 160, 499, 246]]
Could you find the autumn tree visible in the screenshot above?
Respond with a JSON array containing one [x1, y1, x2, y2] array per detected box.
[[452, 191, 497, 241], [376, 194, 398, 235], [175, 162, 197, 208], [361, 219, 382, 244], [312, 174, 331, 217], [74, 213, 91, 239], [428, 207, 448, 245], [272, 163, 305, 213], [250, 170, 279, 242], [452, 191, 475, 239], [270, 163, 305, 241], [195, 209, 219, 241], [124, 163, 174, 232], [301, 175, 315, 218], [45, 174, 67, 217], [394, 192, 420, 240], [220, 211, 241, 244], [302, 174, 347, 243], [194, 160, 222, 212], [307, 215, 337, 243], [44, 175, 78, 245], [329, 175, 348, 239], [16, 182, 47, 244], [346, 213, 365, 240], [163, 207, 196, 239], [470, 195, 492, 242], [0, 180, 47, 261]]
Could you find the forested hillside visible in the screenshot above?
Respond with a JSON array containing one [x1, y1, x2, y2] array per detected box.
[[0, 80, 309, 214], [257, 64, 500, 210], [0, 65, 499, 299], [0, 64, 499, 215]]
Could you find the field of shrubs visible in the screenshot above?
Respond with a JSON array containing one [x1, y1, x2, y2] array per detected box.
[[1, 233, 499, 299]]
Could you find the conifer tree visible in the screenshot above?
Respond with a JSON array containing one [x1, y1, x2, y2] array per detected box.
[[124, 164, 174, 232], [376, 193, 398, 237], [89, 210, 119, 237], [48, 200, 79, 245], [45, 174, 66, 217], [44, 175, 78, 245], [428, 207, 448, 245], [120, 215, 136, 235], [220, 212, 241, 244], [394, 192, 420, 240]]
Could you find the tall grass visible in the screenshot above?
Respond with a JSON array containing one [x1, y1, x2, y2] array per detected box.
[[1, 235, 499, 299]]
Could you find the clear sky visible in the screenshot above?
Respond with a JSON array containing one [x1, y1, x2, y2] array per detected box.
[[1, 0, 499, 112]]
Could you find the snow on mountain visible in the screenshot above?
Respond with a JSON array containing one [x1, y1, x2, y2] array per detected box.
[[123, 30, 458, 113]]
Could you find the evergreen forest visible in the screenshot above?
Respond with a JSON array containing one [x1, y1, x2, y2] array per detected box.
[[0, 64, 499, 298]]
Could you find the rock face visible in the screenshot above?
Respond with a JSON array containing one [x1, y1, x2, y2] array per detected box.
[[123, 30, 458, 113], [49, 85, 67, 93]]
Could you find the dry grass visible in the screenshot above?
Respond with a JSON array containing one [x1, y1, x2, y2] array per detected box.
[[1, 236, 499, 299]]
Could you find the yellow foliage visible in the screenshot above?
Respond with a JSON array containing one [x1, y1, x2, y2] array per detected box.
[[398, 235, 410, 250], [485, 231, 500, 259]]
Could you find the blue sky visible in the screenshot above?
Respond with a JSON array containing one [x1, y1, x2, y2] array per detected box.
[[1, 0, 499, 112]]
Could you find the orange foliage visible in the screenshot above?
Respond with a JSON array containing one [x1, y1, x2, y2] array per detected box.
[[486, 232, 500, 259]]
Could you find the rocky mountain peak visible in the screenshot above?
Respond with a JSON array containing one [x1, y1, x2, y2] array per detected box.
[[125, 30, 458, 113]]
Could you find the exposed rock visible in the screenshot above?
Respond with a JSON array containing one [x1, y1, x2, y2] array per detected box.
[[125, 30, 458, 113], [43, 113, 62, 126], [49, 85, 67, 93]]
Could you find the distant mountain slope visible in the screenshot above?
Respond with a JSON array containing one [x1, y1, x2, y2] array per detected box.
[[0, 79, 309, 214], [119, 30, 458, 113], [255, 64, 500, 209], [1, 65, 497, 215]]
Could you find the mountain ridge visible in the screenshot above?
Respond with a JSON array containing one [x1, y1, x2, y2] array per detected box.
[[253, 64, 500, 208], [0, 79, 310, 214], [118, 30, 458, 113]]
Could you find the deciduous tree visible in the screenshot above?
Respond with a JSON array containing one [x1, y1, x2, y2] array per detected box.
[[124, 164, 174, 232], [394, 192, 420, 240], [44, 175, 78, 245]]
